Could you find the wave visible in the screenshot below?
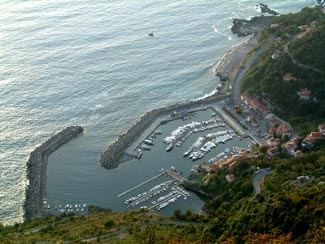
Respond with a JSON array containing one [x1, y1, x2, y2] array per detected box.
[[212, 25, 232, 40]]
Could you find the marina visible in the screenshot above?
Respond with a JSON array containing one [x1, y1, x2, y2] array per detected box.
[[47, 105, 252, 216], [118, 167, 189, 211]]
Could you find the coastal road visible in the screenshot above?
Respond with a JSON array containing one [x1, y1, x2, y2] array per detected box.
[[253, 169, 273, 194], [231, 35, 275, 102]]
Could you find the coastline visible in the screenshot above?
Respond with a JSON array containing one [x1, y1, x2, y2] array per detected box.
[[23, 12, 270, 220], [24, 126, 83, 220], [100, 34, 262, 170]]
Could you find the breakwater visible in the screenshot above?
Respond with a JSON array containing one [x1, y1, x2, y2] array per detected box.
[[100, 93, 230, 169], [24, 126, 83, 220]]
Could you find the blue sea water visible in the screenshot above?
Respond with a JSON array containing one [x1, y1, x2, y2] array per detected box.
[[0, 0, 314, 224]]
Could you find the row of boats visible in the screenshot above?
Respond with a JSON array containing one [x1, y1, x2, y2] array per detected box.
[[183, 130, 237, 161], [137, 130, 162, 155], [124, 180, 175, 207], [207, 147, 243, 163], [156, 186, 191, 211], [164, 119, 226, 152], [52, 203, 87, 213]]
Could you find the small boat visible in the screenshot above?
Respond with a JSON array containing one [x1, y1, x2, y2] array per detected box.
[[166, 143, 173, 152], [144, 139, 154, 145], [140, 144, 151, 150], [137, 151, 143, 159], [148, 32, 154, 37]]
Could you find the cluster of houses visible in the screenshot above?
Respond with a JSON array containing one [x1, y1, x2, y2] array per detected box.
[[210, 150, 255, 171], [297, 20, 318, 39]]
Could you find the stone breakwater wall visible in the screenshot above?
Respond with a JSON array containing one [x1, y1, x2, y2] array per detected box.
[[100, 93, 230, 169], [24, 126, 83, 220]]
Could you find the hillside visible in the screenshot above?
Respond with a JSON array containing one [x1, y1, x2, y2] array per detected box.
[[2, 148, 325, 243], [241, 6, 325, 134]]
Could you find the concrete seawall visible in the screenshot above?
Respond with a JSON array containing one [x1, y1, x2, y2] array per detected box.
[[100, 93, 230, 169], [24, 126, 83, 220]]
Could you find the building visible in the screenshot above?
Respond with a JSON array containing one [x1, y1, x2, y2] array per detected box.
[[319, 124, 325, 135], [271, 23, 280, 29], [304, 132, 325, 144], [267, 147, 280, 157], [275, 123, 291, 139], [283, 73, 297, 81], [267, 117, 279, 127], [225, 174, 236, 183], [241, 93, 271, 117], [282, 137, 301, 157], [266, 138, 281, 147], [211, 150, 253, 170], [297, 88, 312, 100]]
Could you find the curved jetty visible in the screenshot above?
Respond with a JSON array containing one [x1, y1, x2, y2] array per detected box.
[[100, 94, 230, 169], [24, 126, 83, 220]]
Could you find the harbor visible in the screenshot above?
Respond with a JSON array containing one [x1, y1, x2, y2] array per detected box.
[[118, 167, 189, 211], [45, 102, 253, 216]]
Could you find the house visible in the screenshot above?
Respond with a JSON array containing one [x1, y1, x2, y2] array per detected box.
[[241, 93, 271, 117], [271, 23, 280, 29], [211, 150, 253, 170], [303, 132, 325, 145], [297, 88, 312, 100], [268, 127, 276, 137], [275, 123, 291, 139], [319, 124, 325, 135], [282, 137, 301, 157], [225, 174, 236, 183], [267, 117, 279, 127], [266, 138, 281, 147], [267, 147, 280, 157], [310, 20, 318, 28], [283, 73, 297, 81], [298, 25, 309, 31]]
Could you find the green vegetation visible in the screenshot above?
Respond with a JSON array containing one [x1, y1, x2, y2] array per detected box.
[[1, 6, 325, 244], [2, 149, 325, 243], [242, 6, 325, 135]]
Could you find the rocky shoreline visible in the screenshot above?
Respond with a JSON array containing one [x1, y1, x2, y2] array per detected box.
[[100, 93, 230, 169], [231, 15, 275, 37], [24, 126, 83, 220]]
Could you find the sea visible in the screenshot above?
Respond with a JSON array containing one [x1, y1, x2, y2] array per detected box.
[[0, 0, 315, 225]]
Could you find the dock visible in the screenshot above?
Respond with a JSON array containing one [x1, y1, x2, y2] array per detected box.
[[117, 171, 166, 198], [117, 169, 186, 198], [166, 170, 185, 183]]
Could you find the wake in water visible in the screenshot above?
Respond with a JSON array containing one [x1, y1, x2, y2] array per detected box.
[[212, 25, 232, 40]]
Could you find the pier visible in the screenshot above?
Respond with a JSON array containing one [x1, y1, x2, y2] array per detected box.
[[117, 169, 186, 198], [117, 171, 166, 198], [24, 126, 83, 220]]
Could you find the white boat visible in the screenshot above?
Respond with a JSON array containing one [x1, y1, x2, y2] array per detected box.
[[144, 139, 154, 145], [166, 143, 173, 152]]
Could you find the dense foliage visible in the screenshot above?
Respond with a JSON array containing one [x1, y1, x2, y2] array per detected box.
[[242, 7, 325, 135], [1, 6, 325, 244], [183, 148, 325, 243]]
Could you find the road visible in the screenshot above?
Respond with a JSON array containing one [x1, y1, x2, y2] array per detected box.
[[231, 35, 275, 102], [253, 169, 273, 194], [284, 44, 321, 74]]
